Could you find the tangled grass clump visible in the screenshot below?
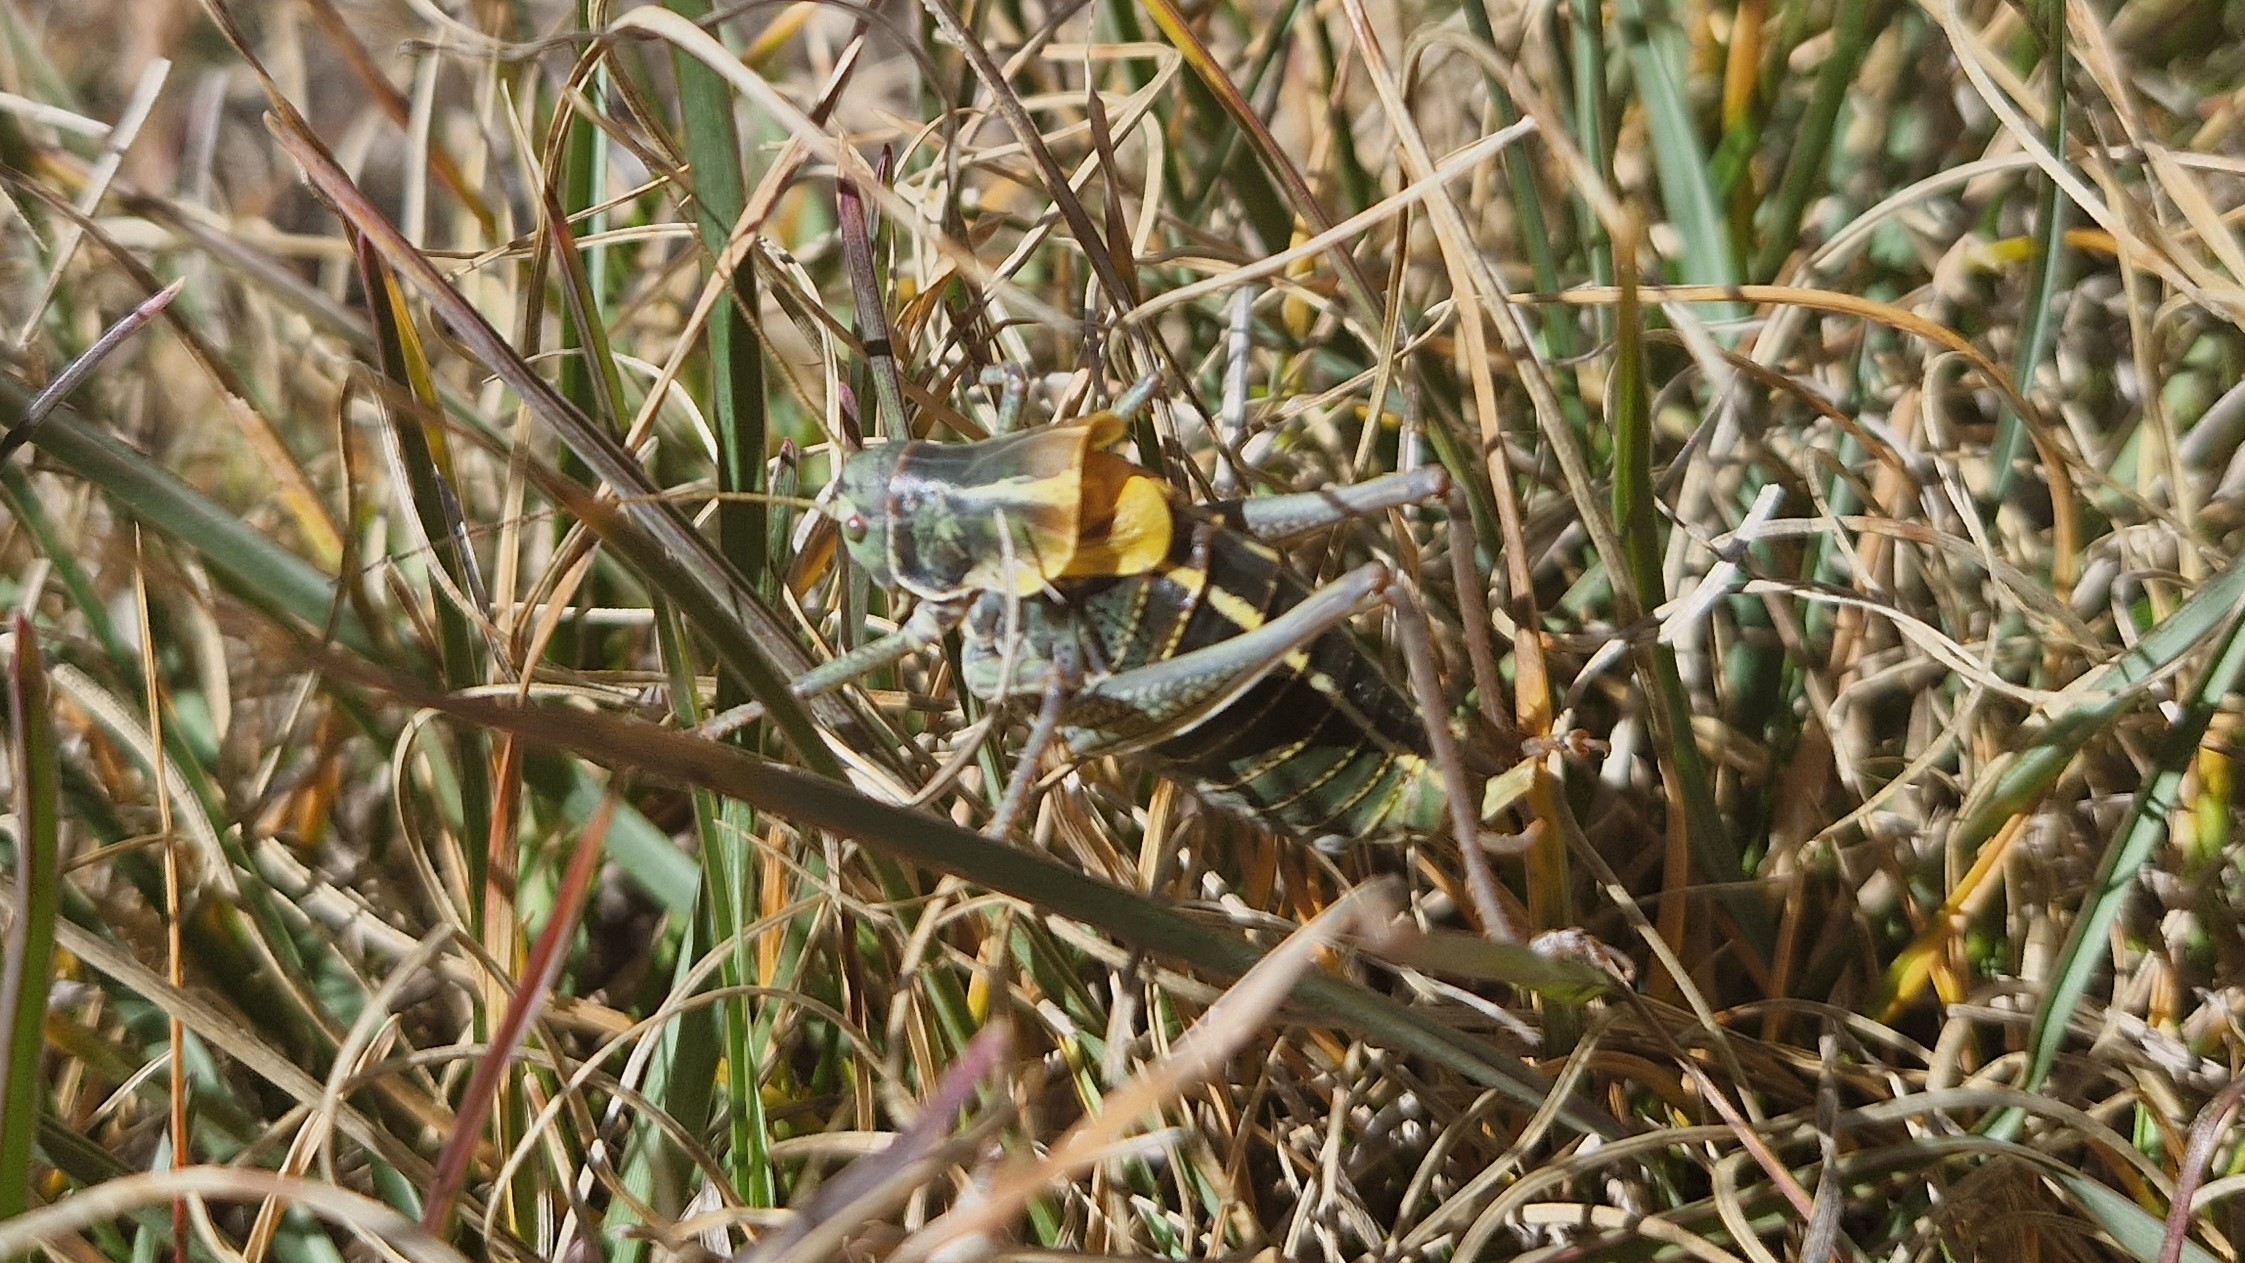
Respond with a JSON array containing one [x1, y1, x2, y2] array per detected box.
[[2, 1, 2244, 1261]]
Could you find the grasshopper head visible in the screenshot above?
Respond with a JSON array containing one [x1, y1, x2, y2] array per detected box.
[[830, 441, 907, 591]]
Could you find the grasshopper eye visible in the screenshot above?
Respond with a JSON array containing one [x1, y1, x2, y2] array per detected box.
[[842, 513, 869, 543]]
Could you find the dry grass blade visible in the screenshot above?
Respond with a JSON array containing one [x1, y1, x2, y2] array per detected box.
[[298, 658, 1621, 1134], [265, 112, 843, 771], [0, 279, 180, 462], [2162, 1075, 2245, 1263], [892, 881, 1399, 1263], [4, 0, 2242, 1258], [0, 1168, 474, 1263], [740, 1022, 1012, 1263], [421, 797, 615, 1236]]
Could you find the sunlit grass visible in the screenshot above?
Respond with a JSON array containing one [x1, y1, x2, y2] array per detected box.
[[2, 0, 2243, 1260]]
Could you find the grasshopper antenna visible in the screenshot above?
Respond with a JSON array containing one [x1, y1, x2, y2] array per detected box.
[[684, 489, 826, 511], [1111, 369, 1162, 419], [978, 364, 1032, 433]]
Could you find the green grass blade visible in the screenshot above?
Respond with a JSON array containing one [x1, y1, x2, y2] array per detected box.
[[355, 237, 494, 926], [266, 118, 844, 781], [667, 0, 769, 603], [653, 603, 775, 1209], [640, 4, 784, 1187], [17, 399, 377, 659], [2017, 600, 2245, 1099], [1750, 0, 1892, 281], [1615, 0, 1743, 297], [1610, 263, 1763, 950], [2052, 1168, 2222, 1263], [1986, 2, 2071, 506], [1949, 552, 2245, 858], [1570, 0, 1617, 304], [1, 615, 61, 1222]]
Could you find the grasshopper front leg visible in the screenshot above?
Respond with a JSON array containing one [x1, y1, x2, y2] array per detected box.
[[697, 599, 967, 741], [983, 636, 1079, 840], [977, 365, 1031, 433]]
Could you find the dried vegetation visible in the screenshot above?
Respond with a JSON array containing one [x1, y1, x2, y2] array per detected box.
[[3, 0, 2245, 1260]]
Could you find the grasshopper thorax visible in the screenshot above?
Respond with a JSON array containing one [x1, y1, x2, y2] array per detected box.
[[829, 416, 1174, 601]]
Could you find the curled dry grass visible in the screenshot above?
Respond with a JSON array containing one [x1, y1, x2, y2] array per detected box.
[[2, 0, 2244, 1260]]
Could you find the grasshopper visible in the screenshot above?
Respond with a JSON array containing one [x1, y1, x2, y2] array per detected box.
[[755, 373, 1496, 850]]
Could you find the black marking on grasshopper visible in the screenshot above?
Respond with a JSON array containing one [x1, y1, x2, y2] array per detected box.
[[824, 411, 1474, 845]]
